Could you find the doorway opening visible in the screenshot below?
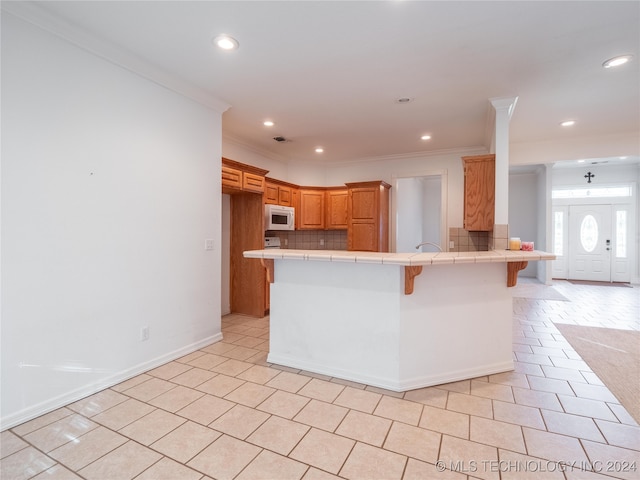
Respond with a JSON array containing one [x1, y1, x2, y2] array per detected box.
[[551, 184, 635, 282], [393, 171, 447, 253]]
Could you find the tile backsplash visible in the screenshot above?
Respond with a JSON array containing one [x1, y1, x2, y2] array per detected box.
[[449, 227, 489, 252], [449, 224, 510, 251], [268, 230, 347, 250], [271, 226, 509, 252]]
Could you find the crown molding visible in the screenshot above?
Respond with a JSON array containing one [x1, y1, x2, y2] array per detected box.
[[222, 133, 292, 164], [2, 1, 231, 114], [327, 145, 489, 167]]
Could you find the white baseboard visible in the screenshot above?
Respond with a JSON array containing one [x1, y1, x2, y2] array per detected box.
[[267, 353, 514, 392], [1, 333, 223, 431]]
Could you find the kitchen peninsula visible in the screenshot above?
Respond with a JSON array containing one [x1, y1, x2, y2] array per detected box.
[[244, 249, 555, 391]]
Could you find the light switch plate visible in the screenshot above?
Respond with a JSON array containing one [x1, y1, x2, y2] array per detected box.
[[205, 239, 214, 250]]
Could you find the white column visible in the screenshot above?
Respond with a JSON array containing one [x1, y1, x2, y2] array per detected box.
[[490, 97, 518, 225]]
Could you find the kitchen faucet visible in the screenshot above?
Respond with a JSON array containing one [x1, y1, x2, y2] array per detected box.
[[415, 241, 443, 252]]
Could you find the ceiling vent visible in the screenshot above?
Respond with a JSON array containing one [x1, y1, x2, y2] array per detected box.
[[273, 136, 289, 142]]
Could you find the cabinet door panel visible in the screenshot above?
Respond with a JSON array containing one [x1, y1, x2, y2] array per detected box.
[[463, 155, 494, 231], [265, 183, 279, 204], [349, 223, 377, 251], [243, 172, 265, 193], [278, 186, 292, 206], [350, 190, 376, 220], [299, 190, 325, 229], [222, 166, 242, 189], [326, 189, 348, 229]]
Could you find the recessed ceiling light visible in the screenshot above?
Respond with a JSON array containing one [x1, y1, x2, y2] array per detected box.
[[315, 147, 324, 153], [263, 120, 275, 127], [560, 120, 575, 127], [420, 135, 431, 141], [212, 34, 239, 51], [602, 54, 632, 68]]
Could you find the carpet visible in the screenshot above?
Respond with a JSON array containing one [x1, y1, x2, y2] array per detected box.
[[555, 323, 640, 423], [568, 280, 632, 288]]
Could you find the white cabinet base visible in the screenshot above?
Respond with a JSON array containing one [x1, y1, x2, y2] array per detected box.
[[267, 260, 513, 391]]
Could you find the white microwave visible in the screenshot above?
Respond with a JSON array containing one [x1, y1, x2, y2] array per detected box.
[[265, 204, 295, 231]]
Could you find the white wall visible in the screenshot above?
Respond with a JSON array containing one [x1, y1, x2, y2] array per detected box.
[[222, 139, 291, 181], [421, 176, 442, 249], [1, 14, 223, 429], [395, 178, 424, 253], [325, 149, 486, 228], [509, 172, 539, 277], [511, 133, 639, 166], [396, 176, 442, 253]]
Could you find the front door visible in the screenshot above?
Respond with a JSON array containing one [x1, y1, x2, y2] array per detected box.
[[568, 205, 612, 281]]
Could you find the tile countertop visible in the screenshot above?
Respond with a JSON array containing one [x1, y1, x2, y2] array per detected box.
[[243, 249, 556, 266]]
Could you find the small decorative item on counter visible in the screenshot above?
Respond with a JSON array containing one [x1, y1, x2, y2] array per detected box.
[[509, 237, 521, 250], [521, 241, 534, 251]]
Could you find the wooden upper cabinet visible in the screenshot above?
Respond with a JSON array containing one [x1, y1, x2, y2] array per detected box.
[[278, 185, 292, 206], [265, 178, 295, 206], [221, 157, 267, 195], [299, 188, 326, 230], [346, 181, 391, 252], [243, 172, 265, 193], [325, 188, 348, 230], [221, 165, 243, 190], [265, 182, 279, 204], [462, 154, 495, 231]]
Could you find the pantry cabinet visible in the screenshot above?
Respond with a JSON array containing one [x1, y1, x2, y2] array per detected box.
[[462, 154, 495, 231], [346, 181, 391, 252], [325, 188, 348, 230], [222, 157, 269, 318]]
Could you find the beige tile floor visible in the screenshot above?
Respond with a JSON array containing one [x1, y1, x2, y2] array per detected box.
[[2, 279, 639, 480]]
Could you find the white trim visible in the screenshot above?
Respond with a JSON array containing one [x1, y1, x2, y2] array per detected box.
[[0, 333, 223, 431], [331, 146, 486, 168], [1, 3, 230, 114], [552, 184, 633, 200], [267, 353, 513, 392]]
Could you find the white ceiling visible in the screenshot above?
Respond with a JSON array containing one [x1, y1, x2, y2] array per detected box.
[[7, 1, 640, 166]]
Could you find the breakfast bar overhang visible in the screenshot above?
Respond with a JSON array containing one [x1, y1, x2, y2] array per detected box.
[[244, 249, 555, 392]]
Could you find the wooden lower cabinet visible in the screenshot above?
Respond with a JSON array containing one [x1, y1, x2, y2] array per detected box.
[[346, 181, 391, 252]]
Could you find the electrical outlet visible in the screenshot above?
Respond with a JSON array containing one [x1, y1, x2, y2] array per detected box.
[[140, 326, 149, 341], [319, 238, 324, 246], [205, 239, 214, 251], [449, 241, 455, 249]]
